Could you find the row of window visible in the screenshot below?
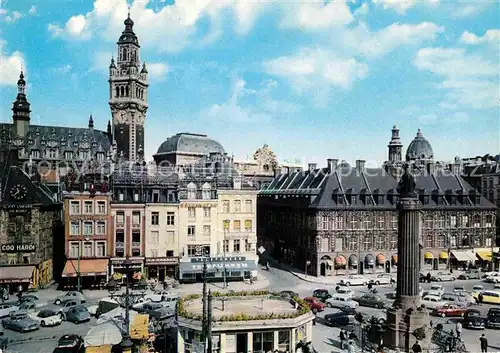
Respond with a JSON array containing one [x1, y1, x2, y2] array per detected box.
[[68, 241, 107, 258], [114, 85, 145, 100], [221, 200, 253, 213], [116, 211, 142, 225], [222, 219, 253, 231], [70, 200, 107, 215], [149, 249, 176, 258], [187, 207, 211, 219], [70, 220, 106, 236], [185, 239, 253, 256], [30, 149, 105, 160]]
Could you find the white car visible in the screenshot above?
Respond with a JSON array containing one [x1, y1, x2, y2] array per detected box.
[[370, 274, 394, 285], [431, 272, 455, 282], [325, 295, 359, 310], [485, 274, 500, 283], [421, 295, 448, 310], [338, 275, 367, 286], [0, 303, 18, 318], [54, 291, 86, 305], [31, 308, 62, 327], [429, 285, 445, 296], [335, 287, 354, 298]]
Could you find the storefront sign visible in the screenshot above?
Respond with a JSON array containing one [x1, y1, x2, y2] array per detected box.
[[4, 203, 32, 213], [191, 256, 246, 263], [190, 262, 250, 271], [145, 257, 179, 266], [111, 258, 143, 266], [180, 202, 215, 208], [1, 244, 36, 253]]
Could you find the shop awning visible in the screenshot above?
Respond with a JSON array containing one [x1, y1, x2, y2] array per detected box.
[[365, 254, 375, 265], [451, 250, 475, 262], [439, 251, 449, 260], [424, 252, 434, 260], [179, 260, 257, 274], [349, 255, 358, 266], [62, 259, 109, 278], [0, 266, 35, 283], [392, 254, 398, 264], [376, 254, 385, 264], [476, 250, 492, 261], [335, 256, 346, 265]]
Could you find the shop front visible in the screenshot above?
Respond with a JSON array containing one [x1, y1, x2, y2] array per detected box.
[[37, 259, 53, 288], [0, 265, 36, 293], [62, 259, 109, 289], [110, 257, 144, 282], [145, 257, 179, 281], [179, 256, 258, 283]]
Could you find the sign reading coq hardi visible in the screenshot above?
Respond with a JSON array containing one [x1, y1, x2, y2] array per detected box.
[[1, 244, 36, 253]]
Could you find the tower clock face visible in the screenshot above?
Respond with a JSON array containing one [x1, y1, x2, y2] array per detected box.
[[10, 184, 28, 201]]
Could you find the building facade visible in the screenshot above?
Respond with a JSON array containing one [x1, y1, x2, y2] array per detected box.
[[0, 166, 62, 289], [258, 128, 498, 277]]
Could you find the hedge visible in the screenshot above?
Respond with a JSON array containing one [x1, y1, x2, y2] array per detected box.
[[177, 290, 310, 322]]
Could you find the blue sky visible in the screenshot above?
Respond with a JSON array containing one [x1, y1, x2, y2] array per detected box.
[[0, 0, 498, 167]]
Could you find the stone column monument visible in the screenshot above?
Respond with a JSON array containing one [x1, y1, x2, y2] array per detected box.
[[385, 163, 430, 351]]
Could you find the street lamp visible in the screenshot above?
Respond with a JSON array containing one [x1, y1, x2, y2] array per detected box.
[[305, 260, 311, 277], [222, 220, 229, 289], [106, 256, 147, 353]]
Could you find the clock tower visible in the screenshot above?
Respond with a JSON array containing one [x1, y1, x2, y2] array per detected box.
[[108, 13, 148, 162]]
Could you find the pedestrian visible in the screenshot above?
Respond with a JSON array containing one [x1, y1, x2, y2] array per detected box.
[[456, 321, 462, 339], [479, 334, 488, 353], [430, 320, 433, 328], [412, 341, 422, 353], [339, 329, 346, 349], [426, 272, 431, 283], [479, 292, 484, 306], [312, 311, 317, 325]]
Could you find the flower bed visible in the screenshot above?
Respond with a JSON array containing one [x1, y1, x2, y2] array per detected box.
[[177, 290, 310, 322]]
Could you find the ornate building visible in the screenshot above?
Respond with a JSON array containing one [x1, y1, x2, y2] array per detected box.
[[109, 13, 149, 162], [258, 128, 497, 277], [0, 165, 62, 289]]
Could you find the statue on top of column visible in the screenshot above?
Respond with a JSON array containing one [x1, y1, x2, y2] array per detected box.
[[397, 163, 417, 197]]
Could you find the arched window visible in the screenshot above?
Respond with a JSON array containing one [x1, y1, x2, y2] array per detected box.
[[122, 48, 127, 61], [126, 86, 129, 97], [115, 86, 119, 98], [120, 86, 124, 97], [187, 182, 196, 200], [132, 51, 136, 62], [135, 87, 139, 97]]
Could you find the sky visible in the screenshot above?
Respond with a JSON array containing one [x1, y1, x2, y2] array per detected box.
[[0, 0, 498, 168]]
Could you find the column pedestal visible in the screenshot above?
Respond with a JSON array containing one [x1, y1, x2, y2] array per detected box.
[[385, 306, 430, 351]]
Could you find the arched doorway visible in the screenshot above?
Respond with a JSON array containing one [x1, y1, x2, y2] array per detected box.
[[320, 255, 332, 276], [320, 262, 326, 276]]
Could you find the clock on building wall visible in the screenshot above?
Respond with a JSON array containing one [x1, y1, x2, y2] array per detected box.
[[9, 184, 28, 201]]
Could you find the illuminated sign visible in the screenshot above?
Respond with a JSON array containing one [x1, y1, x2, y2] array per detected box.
[[1, 244, 36, 253]]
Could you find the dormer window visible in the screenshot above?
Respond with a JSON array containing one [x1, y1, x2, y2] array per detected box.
[[378, 195, 384, 205], [451, 195, 456, 204], [47, 149, 58, 159], [187, 182, 196, 200], [350, 195, 356, 205], [437, 195, 444, 205], [96, 152, 105, 161], [365, 195, 372, 205], [79, 150, 89, 159], [30, 149, 39, 158], [65, 151, 73, 159], [40, 140, 46, 145], [424, 195, 429, 204]]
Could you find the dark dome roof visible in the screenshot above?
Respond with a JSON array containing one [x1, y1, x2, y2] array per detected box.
[[118, 14, 139, 45], [156, 132, 225, 155], [406, 129, 434, 161]]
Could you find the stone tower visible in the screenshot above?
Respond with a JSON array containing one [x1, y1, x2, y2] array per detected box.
[[388, 124, 402, 163], [108, 13, 148, 162], [12, 72, 31, 137]]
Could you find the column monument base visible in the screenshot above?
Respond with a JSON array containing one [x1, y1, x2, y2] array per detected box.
[[385, 305, 431, 352]]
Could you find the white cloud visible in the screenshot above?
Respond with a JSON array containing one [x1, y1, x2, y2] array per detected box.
[[279, 1, 353, 30], [29, 6, 37, 15], [417, 111, 469, 124], [54, 64, 72, 73], [373, 0, 439, 14], [414, 47, 499, 109], [452, 2, 492, 18], [343, 22, 444, 58], [146, 62, 169, 81], [460, 29, 500, 45], [49, 14, 90, 40], [263, 48, 368, 90], [0, 40, 25, 85], [4, 10, 22, 23]]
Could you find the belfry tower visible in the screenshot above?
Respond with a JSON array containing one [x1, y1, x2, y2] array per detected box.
[[108, 13, 148, 161]]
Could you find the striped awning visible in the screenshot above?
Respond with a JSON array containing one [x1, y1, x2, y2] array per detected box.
[[62, 259, 108, 278], [452, 250, 475, 262], [0, 266, 35, 283], [334, 256, 346, 265]]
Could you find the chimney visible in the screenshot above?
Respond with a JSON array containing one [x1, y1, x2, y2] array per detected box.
[[308, 163, 317, 172], [327, 159, 338, 173], [426, 162, 435, 175], [355, 160, 366, 173]]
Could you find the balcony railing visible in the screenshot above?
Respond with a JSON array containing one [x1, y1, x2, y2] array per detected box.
[[132, 242, 141, 248], [115, 242, 125, 248]]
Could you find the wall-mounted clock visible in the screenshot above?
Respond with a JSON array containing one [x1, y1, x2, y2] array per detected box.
[[9, 184, 28, 201]]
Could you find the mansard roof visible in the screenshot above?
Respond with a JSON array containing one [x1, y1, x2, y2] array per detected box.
[[260, 162, 496, 210]]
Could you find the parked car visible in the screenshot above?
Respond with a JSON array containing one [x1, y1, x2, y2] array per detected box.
[[134, 302, 165, 314], [431, 272, 455, 282], [50, 299, 82, 319], [0, 304, 18, 318], [432, 304, 469, 318], [2, 312, 39, 332], [18, 295, 38, 303], [303, 297, 325, 313], [463, 309, 485, 330], [323, 311, 355, 327], [472, 290, 500, 305], [149, 307, 175, 320], [335, 287, 354, 297], [421, 295, 448, 310], [453, 286, 466, 293], [352, 293, 386, 309], [485, 273, 500, 283], [17, 300, 45, 314], [458, 269, 481, 280], [419, 273, 427, 283], [472, 285, 484, 294], [312, 289, 332, 302], [279, 290, 299, 299], [52, 334, 85, 353], [338, 275, 367, 286], [429, 285, 445, 296], [65, 305, 90, 324], [486, 308, 500, 329], [370, 274, 395, 285], [31, 308, 62, 327], [441, 293, 473, 306], [325, 294, 359, 310], [54, 292, 85, 305]]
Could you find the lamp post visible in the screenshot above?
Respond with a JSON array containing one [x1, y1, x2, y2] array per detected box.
[[107, 256, 147, 353], [223, 220, 229, 289], [305, 260, 311, 277]]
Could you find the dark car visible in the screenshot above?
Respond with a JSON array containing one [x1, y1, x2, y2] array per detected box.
[[2, 312, 39, 332], [458, 269, 481, 280], [339, 306, 357, 315], [352, 293, 386, 309], [18, 295, 38, 303], [52, 334, 84, 353], [419, 273, 427, 283], [463, 309, 485, 330], [486, 308, 500, 329], [65, 305, 90, 324], [279, 290, 299, 299], [324, 311, 355, 327], [312, 289, 332, 302], [135, 302, 164, 314]]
